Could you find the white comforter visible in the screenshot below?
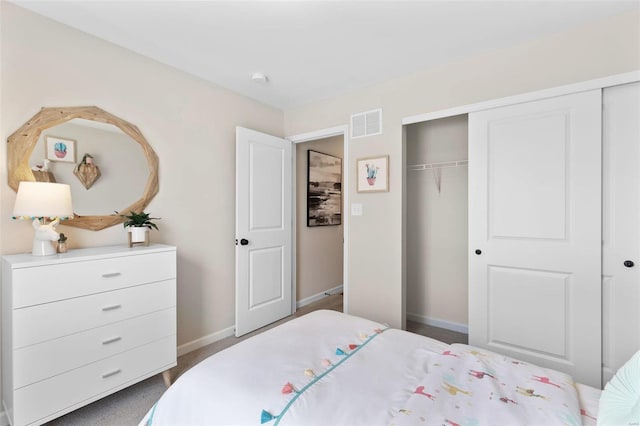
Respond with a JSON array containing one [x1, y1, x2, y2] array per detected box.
[[143, 310, 590, 426]]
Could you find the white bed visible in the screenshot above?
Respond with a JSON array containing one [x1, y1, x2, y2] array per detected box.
[[142, 310, 602, 425]]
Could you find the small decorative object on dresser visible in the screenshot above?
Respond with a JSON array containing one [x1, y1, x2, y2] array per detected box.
[[116, 211, 160, 247], [56, 233, 68, 253], [1, 244, 177, 426]]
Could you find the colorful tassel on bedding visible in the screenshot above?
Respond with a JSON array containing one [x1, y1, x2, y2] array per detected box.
[[281, 382, 297, 394], [261, 410, 277, 424]]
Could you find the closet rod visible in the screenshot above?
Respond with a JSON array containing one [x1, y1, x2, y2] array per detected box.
[[407, 159, 468, 194], [407, 159, 468, 172]]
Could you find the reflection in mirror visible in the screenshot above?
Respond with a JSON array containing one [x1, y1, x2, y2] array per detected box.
[[7, 106, 159, 231], [29, 119, 148, 216]]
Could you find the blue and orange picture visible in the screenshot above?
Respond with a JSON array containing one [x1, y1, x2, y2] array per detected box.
[[46, 136, 75, 163]]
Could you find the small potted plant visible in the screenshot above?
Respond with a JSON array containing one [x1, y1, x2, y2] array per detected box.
[[116, 211, 160, 247]]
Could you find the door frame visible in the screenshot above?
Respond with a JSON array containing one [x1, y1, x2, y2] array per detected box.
[[287, 125, 350, 314]]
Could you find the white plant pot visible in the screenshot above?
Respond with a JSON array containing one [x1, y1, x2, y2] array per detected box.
[[129, 226, 148, 243]]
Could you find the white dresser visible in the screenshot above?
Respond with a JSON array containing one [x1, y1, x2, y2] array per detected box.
[[1, 244, 177, 426]]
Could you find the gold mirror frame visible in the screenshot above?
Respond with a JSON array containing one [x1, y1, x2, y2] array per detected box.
[[7, 106, 159, 231]]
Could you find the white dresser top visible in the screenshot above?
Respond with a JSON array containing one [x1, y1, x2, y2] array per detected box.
[[2, 243, 176, 268]]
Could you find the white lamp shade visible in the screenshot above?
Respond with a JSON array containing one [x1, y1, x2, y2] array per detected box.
[[13, 182, 74, 219]]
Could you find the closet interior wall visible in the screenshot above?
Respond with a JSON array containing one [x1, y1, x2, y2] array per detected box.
[[405, 114, 469, 331]]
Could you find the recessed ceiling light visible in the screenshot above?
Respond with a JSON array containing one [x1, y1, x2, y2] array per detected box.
[[251, 72, 268, 84]]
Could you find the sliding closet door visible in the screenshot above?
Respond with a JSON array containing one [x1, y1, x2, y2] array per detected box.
[[468, 90, 602, 388], [602, 82, 640, 384]]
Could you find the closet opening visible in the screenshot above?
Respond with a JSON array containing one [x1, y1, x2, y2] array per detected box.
[[404, 114, 469, 344], [294, 136, 345, 314]]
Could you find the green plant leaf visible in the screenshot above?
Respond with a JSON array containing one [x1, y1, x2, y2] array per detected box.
[[115, 210, 161, 230]]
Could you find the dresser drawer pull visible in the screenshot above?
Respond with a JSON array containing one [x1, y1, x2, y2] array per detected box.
[[102, 336, 122, 345], [101, 272, 122, 278], [101, 304, 122, 311], [101, 369, 122, 379]]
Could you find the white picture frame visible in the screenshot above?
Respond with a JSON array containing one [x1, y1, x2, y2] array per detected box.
[[356, 155, 389, 193], [45, 135, 76, 163]]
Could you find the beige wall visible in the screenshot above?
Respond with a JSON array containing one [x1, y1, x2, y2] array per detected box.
[[406, 115, 468, 327], [0, 1, 284, 357], [284, 10, 640, 328], [296, 136, 344, 301]]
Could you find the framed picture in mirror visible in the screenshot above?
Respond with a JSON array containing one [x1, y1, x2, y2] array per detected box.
[[45, 135, 76, 163]]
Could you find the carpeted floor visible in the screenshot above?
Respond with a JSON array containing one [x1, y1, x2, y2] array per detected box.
[[45, 293, 466, 425]]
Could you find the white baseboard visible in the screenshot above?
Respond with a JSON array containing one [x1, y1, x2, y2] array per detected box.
[[406, 312, 469, 334], [177, 325, 235, 357], [296, 285, 343, 309]]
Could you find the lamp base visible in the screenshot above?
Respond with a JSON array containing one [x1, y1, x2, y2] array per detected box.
[[32, 238, 56, 256]]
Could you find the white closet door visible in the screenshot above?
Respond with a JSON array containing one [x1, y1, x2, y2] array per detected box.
[[468, 90, 602, 388], [602, 82, 640, 384]]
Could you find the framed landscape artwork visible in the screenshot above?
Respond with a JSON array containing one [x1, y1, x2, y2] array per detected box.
[[307, 150, 342, 227]]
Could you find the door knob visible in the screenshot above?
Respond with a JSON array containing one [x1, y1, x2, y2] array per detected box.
[[624, 260, 635, 268], [475, 249, 482, 255], [240, 238, 249, 246]]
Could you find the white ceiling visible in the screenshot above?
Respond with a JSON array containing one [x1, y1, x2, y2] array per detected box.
[[11, 1, 640, 109]]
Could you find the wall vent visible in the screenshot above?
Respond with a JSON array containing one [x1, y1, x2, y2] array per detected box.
[[350, 108, 382, 139]]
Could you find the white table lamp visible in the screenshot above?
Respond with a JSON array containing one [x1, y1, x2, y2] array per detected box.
[[13, 182, 74, 256]]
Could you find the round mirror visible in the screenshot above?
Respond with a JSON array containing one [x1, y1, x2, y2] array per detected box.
[[7, 106, 159, 231]]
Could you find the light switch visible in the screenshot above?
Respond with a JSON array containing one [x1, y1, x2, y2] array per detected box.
[[351, 203, 363, 216]]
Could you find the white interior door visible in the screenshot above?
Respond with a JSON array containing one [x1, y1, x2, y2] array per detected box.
[[602, 82, 640, 384], [236, 127, 292, 337], [469, 90, 602, 387]]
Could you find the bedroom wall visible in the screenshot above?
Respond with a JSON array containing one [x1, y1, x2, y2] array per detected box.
[[283, 9, 640, 328], [0, 1, 283, 363], [295, 136, 344, 303], [405, 116, 468, 329]]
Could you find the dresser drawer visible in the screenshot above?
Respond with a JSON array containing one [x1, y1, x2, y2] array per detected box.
[[13, 336, 175, 426], [14, 280, 175, 348], [14, 307, 176, 389], [13, 250, 176, 308]]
